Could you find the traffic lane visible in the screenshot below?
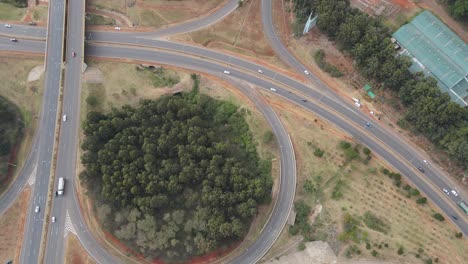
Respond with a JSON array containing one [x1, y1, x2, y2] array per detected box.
[[0, 36, 45, 51], [0, 24, 46, 39], [225, 79, 296, 264]]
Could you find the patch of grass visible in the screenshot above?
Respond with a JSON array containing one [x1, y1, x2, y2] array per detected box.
[[331, 178, 346, 200], [31, 6, 48, 22], [262, 131, 274, 144], [314, 49, 343, 78], [0, 2, 26, 20], [363, 211, 389, 234], [136, 66, 179, 88], [339, 213, 367, 243], [85, 83, 105, 111], [314, 148, 325, 157], [85, 14, 116, 26]]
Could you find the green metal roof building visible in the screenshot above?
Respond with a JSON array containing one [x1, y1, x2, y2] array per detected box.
[[392, 11, 468, 107]]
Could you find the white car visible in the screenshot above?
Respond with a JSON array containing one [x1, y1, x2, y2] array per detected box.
[[223, 70, 230, 75], [4, 24, 11, 28], [423, 160, 429, 165], [51, 216, 56, 223], [62, 114, 67, 122], [35, 206, 40, 213], [451, 190, 459, 196], [443, 188, 449, 195], [114, 26, 121, 31], [269, 88, 277, 92], [257, 69, 264, 74], [304, 70, 310, 75], [354, 102, 361, 108]]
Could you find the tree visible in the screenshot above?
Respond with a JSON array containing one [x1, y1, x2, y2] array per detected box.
[[416, 197, 427, 204], [433, 213, 445, 221]]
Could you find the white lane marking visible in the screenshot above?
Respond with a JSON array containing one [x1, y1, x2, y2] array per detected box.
[[64, 210, 77, 236], [28, 163, 38, 186]]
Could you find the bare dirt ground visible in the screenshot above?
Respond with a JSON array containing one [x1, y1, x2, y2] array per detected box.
[[78, 61, 280, 264], [64, 234, 96, 264], [87, 0, 225, 28], [0, 187, 31, 264], [257, 85, 468, 263], [27, 65, 45, 82]]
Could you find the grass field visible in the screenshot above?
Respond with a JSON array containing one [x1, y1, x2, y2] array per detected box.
[[64, 234, 96, 264], [259, 91, 468, 263], [0, 188, 30, 264], [0, 2, 26, 20], [0, 57, 44, 194], [87, 0, 224, 27], [79, 61, 279, 263], [30, 5, 48, 23]]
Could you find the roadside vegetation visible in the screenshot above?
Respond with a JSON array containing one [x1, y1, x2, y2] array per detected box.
[[0, 0, 26, 8], [80, 84, 272, 262], [313, 50, 343, 78], [440, 0, 468, 20], [0, 2, 26, 20], [291, 0, 468, 171], [85, 14, 116, 26]]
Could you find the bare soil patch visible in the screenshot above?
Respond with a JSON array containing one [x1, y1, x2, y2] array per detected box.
[[64, 234, 96, 264], [257, 82, 468, 263], [87, 0, 225, 28], [0, 187, 31, 264], [78, 61, 280, 263]]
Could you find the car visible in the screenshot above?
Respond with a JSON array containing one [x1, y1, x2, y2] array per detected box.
[[302, 99, 307, 102], [352, 97, 360, 103], [51, 216, 56, 223], [28, 22, 36, 26], [417, 167, 425, 173], [114, 26, 121, 31], [35, 206, 40, 213], [63, 114, 67, 122], [223, 70, 230, 75], [257, 69, 264, 74], [354, 102, 361, 108], [269, 88, 277, 92], [443, 188, 449, 195], [423, 160, 429, 165], [10, 38, 17, 42], [72, 51, 76, 57], [451, 215, 458, 220], [304, 70, 310, 75], [366, 122, 371, 127], [4, 24, 11, 28], [451, 190, 459, 196]]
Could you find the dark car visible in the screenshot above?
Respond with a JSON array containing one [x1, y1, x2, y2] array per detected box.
[[451, 215, 458, 220], [302, 99, 307, 102], [418, 167, 425, 173], [28, 21, 37, 26]]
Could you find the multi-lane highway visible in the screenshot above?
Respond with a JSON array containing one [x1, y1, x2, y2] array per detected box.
[[18, 0, 66, 262], [0, 0, 467, 263]]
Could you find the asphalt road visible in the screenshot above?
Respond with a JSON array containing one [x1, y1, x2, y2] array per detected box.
[[17, 0, 66, 263]]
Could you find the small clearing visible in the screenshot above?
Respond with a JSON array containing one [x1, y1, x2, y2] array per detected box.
[[27, 65, 44, 82]]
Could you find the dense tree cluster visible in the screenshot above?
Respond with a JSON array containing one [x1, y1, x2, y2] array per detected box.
[[80, 92, 272, 262], [0, 96, 23, 156], [440, 0, 468, 20], [292, 0, 468, 169], [0, 0, 27, 8]]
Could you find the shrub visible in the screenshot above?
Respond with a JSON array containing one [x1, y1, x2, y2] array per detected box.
[[433, 213, 445, 221], [455, 232, 463, 238], [340, 141, 351, 149], [426, 259, 433, 264], [363, 147, 371, 155], [363, 211, 389, 233], [314, 148, 325, 157], [86, 95, 98, 107], [371, 250, 378, 257], [403, 184, 411, 190], [314, 49, 344, 78], [298, 242, 306, 251], [382, 168, 390, 175], [262, 131, 274, 143], [416, 197, 427, 204], [397, 246, 404, 255], [410, 188, 420, 196], [366, 243, 371, 250]]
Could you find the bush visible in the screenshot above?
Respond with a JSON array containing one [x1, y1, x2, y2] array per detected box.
[[262, 131, 274, 143], [371, 250, 378, 257], [410, 188, 420, 196], [403, 184, 411, 190], [363, 147, 371, 155], [433, 213, 445, 221], [416, 197, 427, 204], [382, 168, 390, 175], [363, 211, 389, 233], [86, 95, 98, 107], [298, 242, 306, 251], [366, 243, 371, 250], [397, 246, 404, 255], [314, 148, 325, 157], [426, 259, 433, 264], [455, 232, 463, 238], [314, 49, 344, 78], [340, 141, 351, 149]]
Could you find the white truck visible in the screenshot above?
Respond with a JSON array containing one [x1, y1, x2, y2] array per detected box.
[[57, 177, 65, 196]]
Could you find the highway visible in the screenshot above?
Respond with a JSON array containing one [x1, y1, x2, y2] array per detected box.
[[17, 0, 66, 262], [0, 0, 466, 263]]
